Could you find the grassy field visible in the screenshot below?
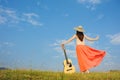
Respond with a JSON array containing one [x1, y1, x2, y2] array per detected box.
[[0, 69, 120, 80]]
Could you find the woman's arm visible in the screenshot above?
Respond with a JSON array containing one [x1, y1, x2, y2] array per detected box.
[[84, 34, 99, 41], [61, 35, 76, 45], [61, 35, 76, 49]]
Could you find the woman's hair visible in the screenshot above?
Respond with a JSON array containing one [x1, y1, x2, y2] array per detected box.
[[76, 31, 84, 41]]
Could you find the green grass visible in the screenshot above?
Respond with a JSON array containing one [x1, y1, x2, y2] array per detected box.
[[0, 69, 120, 80]]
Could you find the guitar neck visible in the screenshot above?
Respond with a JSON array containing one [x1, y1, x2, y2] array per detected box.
[[63, 49, 69, 64]]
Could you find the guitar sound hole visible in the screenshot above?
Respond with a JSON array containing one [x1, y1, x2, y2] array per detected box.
[[68, 63, 72, 67]]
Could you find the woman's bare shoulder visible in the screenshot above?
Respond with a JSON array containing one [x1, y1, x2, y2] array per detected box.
[[73, 34, 77, 38]]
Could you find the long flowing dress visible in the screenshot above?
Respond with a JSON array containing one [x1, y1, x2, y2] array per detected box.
[[76, 45, 106, 72]]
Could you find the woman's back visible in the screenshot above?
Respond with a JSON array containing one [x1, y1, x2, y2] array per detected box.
[[76, 35, 85, 45]]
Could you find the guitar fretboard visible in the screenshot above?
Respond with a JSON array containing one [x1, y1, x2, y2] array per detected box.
[[63, 48, 69, 64]]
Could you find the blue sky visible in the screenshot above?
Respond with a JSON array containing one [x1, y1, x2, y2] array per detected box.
[[0, 0, 120, 72]]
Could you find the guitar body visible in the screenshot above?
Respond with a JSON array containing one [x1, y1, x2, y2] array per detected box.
[[61, 45, 75, 74], [63, 59, 75, 74]]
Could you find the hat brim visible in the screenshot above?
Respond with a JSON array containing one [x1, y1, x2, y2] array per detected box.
[[74, 27, 85, 32]]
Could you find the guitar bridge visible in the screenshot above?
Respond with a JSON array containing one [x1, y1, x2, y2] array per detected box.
[[67, 69, 72, 71]]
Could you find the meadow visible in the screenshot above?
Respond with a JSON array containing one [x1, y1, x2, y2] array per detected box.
[[0, 69, 120, 80]]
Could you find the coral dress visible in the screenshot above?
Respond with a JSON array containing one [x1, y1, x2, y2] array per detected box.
[[76, 45, 106, 72]]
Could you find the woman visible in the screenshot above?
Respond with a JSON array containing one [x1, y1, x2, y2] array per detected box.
[[61, 26, 106, 73]]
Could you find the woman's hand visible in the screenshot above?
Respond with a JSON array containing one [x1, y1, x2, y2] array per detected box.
[[95, 35, 99, 40], [61, 44, 64, 49]]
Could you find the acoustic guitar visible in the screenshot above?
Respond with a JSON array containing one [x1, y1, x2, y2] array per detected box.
[[62, 46, 75, 74]]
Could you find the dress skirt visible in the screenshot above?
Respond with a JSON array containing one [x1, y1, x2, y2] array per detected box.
[[76, 45, 106, 72]]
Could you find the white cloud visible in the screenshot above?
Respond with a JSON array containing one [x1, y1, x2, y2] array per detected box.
[[66, 49, 76, 58], [77, 0, 101, 10], [23, 13, 43, 26], [0, 6, 42, 27], [97, 14, 104, 20], [51, 39, 76, 58], [63, 13, 69, 17], [36, 1, 49, 10], [89, 0, 101, 4], [0, 0, 8, 4], [51, 39, 76, 47], [23, 13, 39, 18], [101, 47, 118, 71], [0, 16, 7, 24], [77, 0, 101, 4], [0, 41, 15, 48], [0, 41, 15, 56], [107, 33, 120, 45], [0, 7, 19, 24]]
